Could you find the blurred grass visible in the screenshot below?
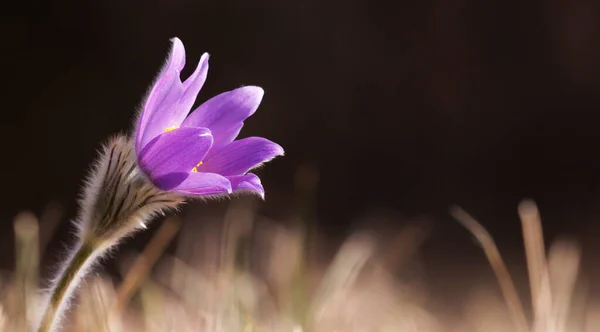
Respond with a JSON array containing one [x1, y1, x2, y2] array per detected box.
[[0, 167, 598, 331]]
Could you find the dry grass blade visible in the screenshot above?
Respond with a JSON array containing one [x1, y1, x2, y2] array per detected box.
[[13, 211, 40, 332], [518, 199, 548, 315], [307, 233, 375, 328], [518, 200, 552, 332], [547, 239, 581, 332], [531, 265, 552, 332], [76, 276, 119, 332], [450, 206, 529, 332], [112, 217, 181, 313]]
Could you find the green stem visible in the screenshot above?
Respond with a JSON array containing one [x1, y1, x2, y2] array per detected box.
[[37, 242, 95, 332]]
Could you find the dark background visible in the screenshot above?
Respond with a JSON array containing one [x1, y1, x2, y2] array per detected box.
[[2, 0, 600, 272]]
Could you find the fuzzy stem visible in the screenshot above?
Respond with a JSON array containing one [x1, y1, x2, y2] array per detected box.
[[37, 241, 96, 332]]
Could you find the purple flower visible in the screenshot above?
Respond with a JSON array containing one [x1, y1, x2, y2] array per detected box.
[[135, 38, 283, 198]]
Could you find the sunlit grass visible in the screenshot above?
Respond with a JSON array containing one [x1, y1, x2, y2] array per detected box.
[[0, 178, 597, 331]]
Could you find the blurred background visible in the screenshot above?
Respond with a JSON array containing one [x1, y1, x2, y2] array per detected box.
[[2, 0, 600, 330]]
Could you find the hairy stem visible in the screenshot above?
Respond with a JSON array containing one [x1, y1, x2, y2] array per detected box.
[[37, 242, 96, 332]]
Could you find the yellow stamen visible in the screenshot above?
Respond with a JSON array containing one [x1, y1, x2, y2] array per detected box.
[[191, 161, 203, 172], [165, 126, 179, 132]]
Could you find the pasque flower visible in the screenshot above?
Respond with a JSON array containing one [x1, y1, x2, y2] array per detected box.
[[36, 38, 283, 332], [136, 37, 283, 198]]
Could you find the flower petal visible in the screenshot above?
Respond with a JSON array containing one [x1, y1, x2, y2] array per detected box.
[[136, 37, 186, 151], [200, 137, 283, 176], [228, 173, 264, 198], [182, 86, 264, 146], [178, 52, 209, 124], [137, 40, 211, 152], [151, 172, 189, 191], [138, 127, 213, 186], [170, 171, 232, 195]]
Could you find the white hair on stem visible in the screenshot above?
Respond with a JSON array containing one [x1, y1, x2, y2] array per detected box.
[[35, 135, 185, 332]]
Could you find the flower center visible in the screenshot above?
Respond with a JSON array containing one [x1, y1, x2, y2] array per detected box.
[[191, 161, 203, 172], [165, 126, 179, 132]]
